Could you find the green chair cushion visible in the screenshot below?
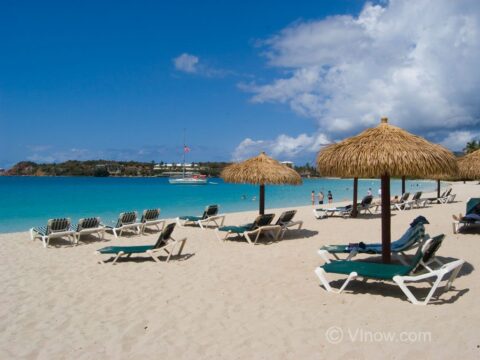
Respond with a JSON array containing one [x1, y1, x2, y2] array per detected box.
[[98, 245, 154, 254], [218, 223, 253, 233], [179, 215, 203, 221], [322, 260, 412, 280]]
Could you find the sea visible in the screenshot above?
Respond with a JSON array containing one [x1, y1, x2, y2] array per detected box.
[[0, 176, 441, 233]]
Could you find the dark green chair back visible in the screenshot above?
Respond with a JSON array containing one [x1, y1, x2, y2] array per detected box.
[[77, 217, 100, 231], [154, 222, 176, 248], [276, 210, 297, 225], [46, 218, 71, 234]]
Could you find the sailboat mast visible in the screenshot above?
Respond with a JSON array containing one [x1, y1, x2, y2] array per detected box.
[[183, 128, 186, 178]]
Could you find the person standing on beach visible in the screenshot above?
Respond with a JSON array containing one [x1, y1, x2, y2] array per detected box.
[[318, 191, 324, 204], [327, 190, 333, 204], [311, 190, 315, 205], [367, 188, 372, 196]]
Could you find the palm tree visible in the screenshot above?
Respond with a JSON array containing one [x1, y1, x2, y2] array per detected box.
[[464, 140, 480, 154]]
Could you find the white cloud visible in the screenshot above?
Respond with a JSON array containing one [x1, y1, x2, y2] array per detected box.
[[440, 130, 480, 150], [173, 53, 231, 77], [239, 0, 480, 155], [173, 53, 199, 73], [232, 133, 331, 161]]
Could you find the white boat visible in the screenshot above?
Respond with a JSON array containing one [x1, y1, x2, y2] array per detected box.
[[169, 131, 208, 185], [168, 174, 208, 185]]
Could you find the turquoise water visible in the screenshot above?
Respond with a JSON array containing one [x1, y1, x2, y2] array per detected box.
[[0, 176, 439, 233]]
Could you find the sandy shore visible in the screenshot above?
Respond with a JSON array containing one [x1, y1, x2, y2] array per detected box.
[[0, 182, 479, 359]]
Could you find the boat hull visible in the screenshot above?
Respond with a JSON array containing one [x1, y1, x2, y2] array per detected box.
[[168, 178, 208, 185]]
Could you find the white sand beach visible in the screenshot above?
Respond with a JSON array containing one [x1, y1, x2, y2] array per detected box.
[[0, 182, 479, 359]]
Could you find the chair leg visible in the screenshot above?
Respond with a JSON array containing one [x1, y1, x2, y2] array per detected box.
[[111, 251, 125, 265], [314, 267, 358, 293], [147, 250, 161, 263], [243, 232, 254, 245]]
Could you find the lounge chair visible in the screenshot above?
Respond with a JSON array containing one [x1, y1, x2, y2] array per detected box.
[[453, 198, 480, 234], [426, 188, 452, 204], [140, 209, 165, 234], [314, 235, 465, 305], [357, 195, 374, 214], [275, 210, 303, 239], [440, 188, 456, 204], [30, 218, 75, 248], [318, 216, 429, 262], [403, 191, 428, 209], [95, 223, 187, 264], [314, 195, 373, 219], [314, 205, 352, 219], [215, 213, 281, 245], [391, 192, 410, 210], [176, 205, 225, 230], [74, 217, 106, 244], [104, 211, 142, 238]]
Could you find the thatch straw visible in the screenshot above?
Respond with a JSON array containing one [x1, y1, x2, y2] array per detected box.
[[221, 152, 302, 185], [458, 149, 480, 180], [316, 118, 458, 178]]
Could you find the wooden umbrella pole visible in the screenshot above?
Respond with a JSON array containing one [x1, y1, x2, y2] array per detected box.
[[351, 177, 358, 218], [381, 174, 391, 263], [437, 179, 441, 198], [401, 176, 406, 194], [259, 184, 265, 215]]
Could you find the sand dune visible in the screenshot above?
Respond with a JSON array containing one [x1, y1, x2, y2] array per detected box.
[[0, 182, 479, 359]]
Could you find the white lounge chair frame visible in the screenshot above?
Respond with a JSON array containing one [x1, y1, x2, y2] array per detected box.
[[105, 212, 142, 238], [215, 225, 282, 245], [140, 209, 166, 234], [176, 214, 226, 230], [279, 220, 303, 239], [30, 218, 76, 248], [313, 207, 351, 219], [75, 218, 106, 245], [314, 239, 465, 305]]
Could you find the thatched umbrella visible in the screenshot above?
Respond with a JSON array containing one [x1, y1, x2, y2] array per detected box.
[[317, 117, 457, 263], [458, 149, 480, 180], [221, 152, 302, 214]]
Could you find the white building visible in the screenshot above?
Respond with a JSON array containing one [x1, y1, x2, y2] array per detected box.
[[280, 161, 294, 168]]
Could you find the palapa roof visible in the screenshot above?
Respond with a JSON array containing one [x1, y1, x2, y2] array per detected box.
[[221, 152, 302, 185], [458, 149, 480, 180], [316, 118, 458, 178]]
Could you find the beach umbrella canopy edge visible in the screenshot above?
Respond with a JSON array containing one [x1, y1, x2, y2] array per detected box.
[[316, 118, 458, 179], [221, 152, 302, 214], [458, 149, 480, 180]]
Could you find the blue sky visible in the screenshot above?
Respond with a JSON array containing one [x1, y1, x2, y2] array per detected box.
[[1, 0, 479, 168]]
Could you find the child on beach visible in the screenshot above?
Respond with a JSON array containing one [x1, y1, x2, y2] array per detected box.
[[327, 190, 333, 204], [311, 190, 315, 205]]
